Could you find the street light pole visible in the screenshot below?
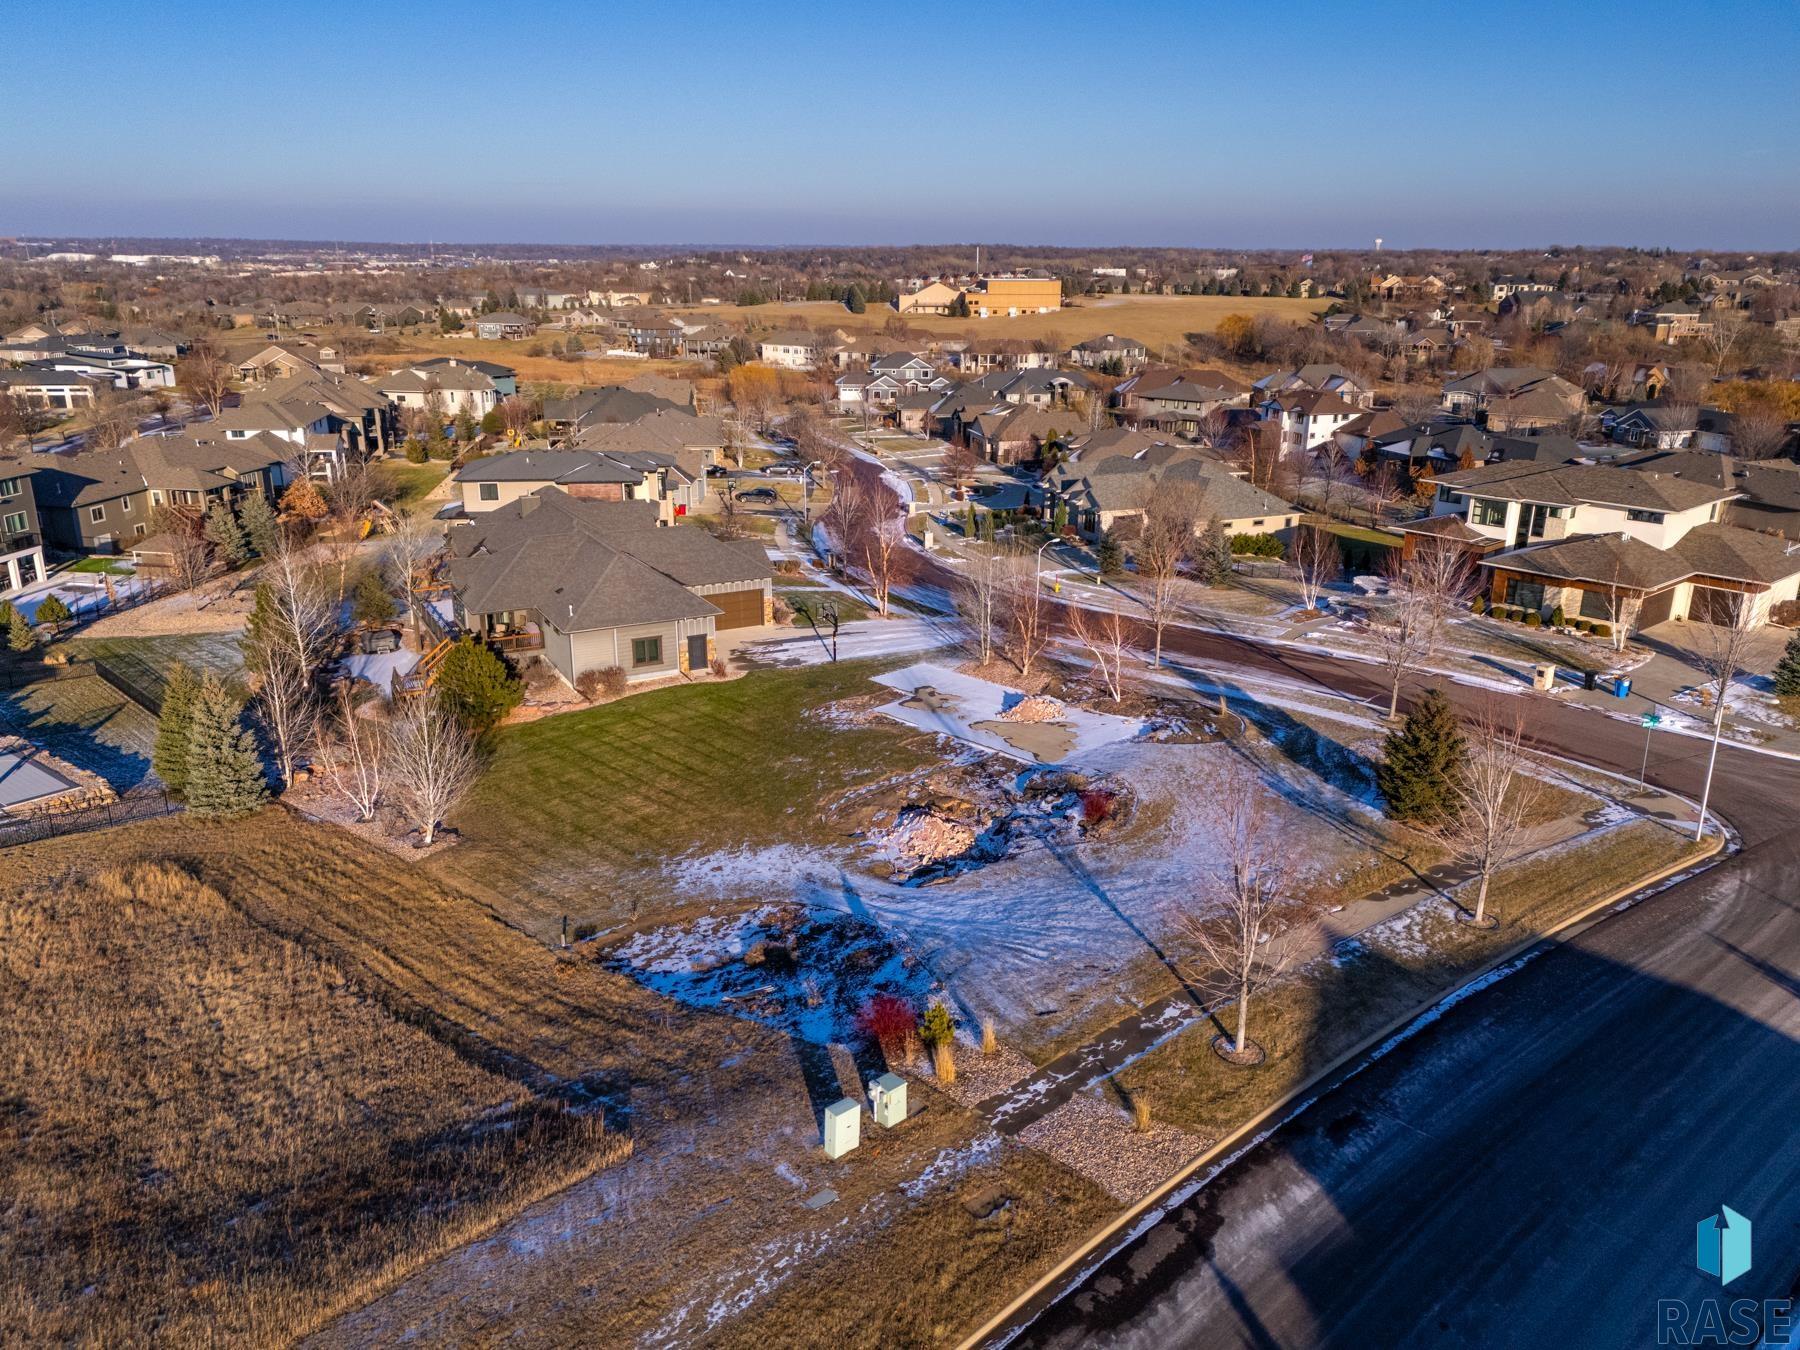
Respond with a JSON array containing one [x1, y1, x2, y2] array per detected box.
[[1694, 700, 1725, 843]]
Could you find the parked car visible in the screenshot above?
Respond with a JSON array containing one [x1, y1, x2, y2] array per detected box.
[[735, 486, 779, 503], [763, 461, 802, 476], [360, 628, 402, 655], [705, 464, 730, 477]]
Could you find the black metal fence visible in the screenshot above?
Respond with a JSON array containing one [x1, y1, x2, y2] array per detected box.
[[0, 788, 179, 848], [92, 652, 168, 716]]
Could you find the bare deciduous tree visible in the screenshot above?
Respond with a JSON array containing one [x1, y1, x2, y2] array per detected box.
[[387, 693, 481, 847], [1603, 565, 1644, 653], [997, 550, 1052, 678], [1425, 706, 1543, 927], [955, 543, 1007, 666], [314, 682, 385, 822], [1066, 596, 1139, 702], [1286, 523, 1341, 610], [941, 440, 978, 497], [243, 542, 340, 788], [1701, 306, 1752, 378], [177, 339, 235, 416], [1405, 539, 1481, 656], [1134, 486, 1198, 667], [169, 533, 212, 591], [1730, 403, 1791, 460], [382, 509, 441, 645], [1373, 553, 1434, 718], [1172, 766, 1315, 1060]]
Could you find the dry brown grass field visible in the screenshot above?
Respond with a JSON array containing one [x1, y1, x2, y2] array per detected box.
[[0, 853, 628, 1346], [668, 292, 1327, 350], [0, 811, 1113, 1347]]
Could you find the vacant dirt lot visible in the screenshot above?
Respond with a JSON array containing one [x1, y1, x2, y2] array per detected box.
[[0, 856, 626, 1346]]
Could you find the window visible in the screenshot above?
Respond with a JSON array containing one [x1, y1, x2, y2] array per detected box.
[[3, 512, 25, 535], [478, 482, 499, 501], [121, 495, 133, 514], [89, 505, 106, 524], [631, 636, 663, 667], [1470, 498, 1508, 527], [1436, 486, 1462, 505], [133, 523, 147, 538], [0, 477, 18, 499], [1626, 508, 1665, 524]]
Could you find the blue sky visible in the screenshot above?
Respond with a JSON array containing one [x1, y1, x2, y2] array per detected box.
[[5, 0, 1796, 248]]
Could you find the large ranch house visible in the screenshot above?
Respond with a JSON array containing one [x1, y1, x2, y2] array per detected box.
[[1421, 460, 1800, 630], [445, 490, 772, 687]]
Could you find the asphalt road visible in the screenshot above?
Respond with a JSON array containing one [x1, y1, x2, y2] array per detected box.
[[1006, 628, 1800, 1349]]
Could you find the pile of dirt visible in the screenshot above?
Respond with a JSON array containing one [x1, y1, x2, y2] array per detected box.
[[886, 807, 979, 869], [1001, 694, 1067, 724]]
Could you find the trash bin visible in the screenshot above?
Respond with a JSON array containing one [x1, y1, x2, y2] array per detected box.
[[1614, 676, 1632, 699], [1583, 670, 1598, 691], [1532, 663, 1557, 691]]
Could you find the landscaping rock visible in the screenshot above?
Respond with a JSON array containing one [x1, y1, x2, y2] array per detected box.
[[1001, 693, 1067, 724]]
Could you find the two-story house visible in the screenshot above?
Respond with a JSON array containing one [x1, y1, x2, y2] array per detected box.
[[0, 467, 47, 593], [1425, 459, 1800, 630], [758, 331, 820, 369]]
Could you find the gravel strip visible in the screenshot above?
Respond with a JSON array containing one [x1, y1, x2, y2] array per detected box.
[[1016, 1087, 1211, 1204]]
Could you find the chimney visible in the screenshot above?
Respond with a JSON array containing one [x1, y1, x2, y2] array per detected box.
[[519, 493, 540, 516]]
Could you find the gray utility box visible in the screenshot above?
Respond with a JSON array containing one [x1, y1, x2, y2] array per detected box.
[[870, 1073, 907, 1128], [823, 1097, 861, 1159]]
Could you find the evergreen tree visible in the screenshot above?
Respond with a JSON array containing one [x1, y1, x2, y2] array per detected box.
[[480, 408, 505, 435], [0, 598, 12, 629], [455, 408, 478, 442], [7, 606, 36, 653], [238, 491, 281, 558], [1377, 688, 1466, 824], [1773, 631, 1800, 700], [843, 285, 866, 314], [153, 662, 202, 797], [352, 568, 396, 628], [433, 637, 523, 734], [183, 675, 269, 817], [1195, 517, 1233, 586], [35, 593, 73, 627], [1096, 529, 1124, 576], [204, 498, 250, 566]]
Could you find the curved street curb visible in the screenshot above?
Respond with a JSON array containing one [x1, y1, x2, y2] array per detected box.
[[957, 824, 1727, 1350]]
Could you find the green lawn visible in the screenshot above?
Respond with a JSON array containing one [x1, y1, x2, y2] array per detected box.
[[781, 588, 871, 626], [371, 461, 451, 510], [429, 660, 934, 936], [0, 675, 161, 791], [61, 557, 133, 576]]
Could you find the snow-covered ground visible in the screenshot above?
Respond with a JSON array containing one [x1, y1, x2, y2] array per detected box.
[[662, 736, 1384, 1036], [339, 647, 421, 689], [738, 616, 959, 667], [872, 661, 1145, 765]]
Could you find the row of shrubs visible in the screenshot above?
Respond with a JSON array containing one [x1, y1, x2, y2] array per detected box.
[[1228, 532, 1286, 560], [1471, 595, 1611, 637]]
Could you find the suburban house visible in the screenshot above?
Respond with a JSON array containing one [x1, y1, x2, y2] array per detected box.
[[567, 408, 725, 479], [1490, 275, 1555, 303], [377, 363, 501, 417], [445, 490, 772, 686], [0, 368, 103, 410], [623, 314, 686, 357], [472, 312, 536, 341], [236, 342, 332, 382], [0, 468, 47, 593], [210, 369, 394, 474], [835, 356, 950, 411], [1441, 367, 1584, 431], [454, 447, 704, 521], [758, 331, 821, 369], [1601, 402, 1705, 450], [14, 340, 174, 391], [28, 434, 291, 553], [1261, 389, 1363, 455], [1427, 459, 1800, 629], [942, 339, 1056, 375], [1253, 364, 1375, 408], [1049, 442, 1300, 542], [963, 404, 1086, 465], [1068, 334, 1149, 371], [414, 357, 517, 398], [1116, 367, 1252, 432], [543, 385, 686, 432], [1631, 302, 1712, 344]]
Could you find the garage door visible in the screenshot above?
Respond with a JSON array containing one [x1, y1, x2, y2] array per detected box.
[[1689, 586, 1744, 626], [1638, 587, 1676, 629], [711, 586, 765, 630]]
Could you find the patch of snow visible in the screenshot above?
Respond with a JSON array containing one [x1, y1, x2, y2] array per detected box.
[[739, 617, 958, 667], [339, 647, 420, 688], [872, 661, 1145, 765], [899, 1132, 1005, 1198]]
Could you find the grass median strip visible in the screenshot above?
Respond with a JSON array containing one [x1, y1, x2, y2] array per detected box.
[[1113, 818, 1707, 1140]]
